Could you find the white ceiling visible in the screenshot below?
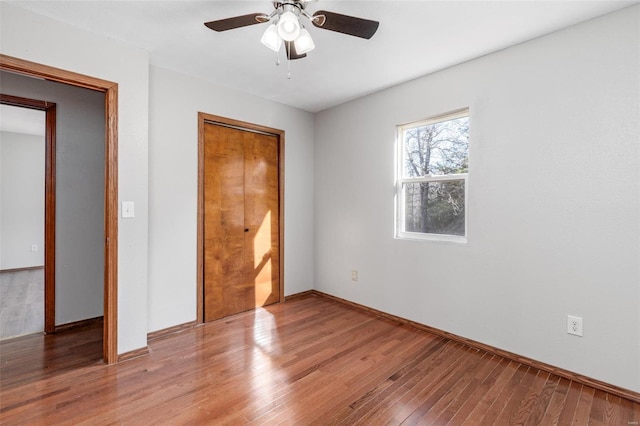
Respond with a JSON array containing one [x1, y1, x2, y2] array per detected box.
[[6, 0, 638, 112], [0, 105, 45, 136]]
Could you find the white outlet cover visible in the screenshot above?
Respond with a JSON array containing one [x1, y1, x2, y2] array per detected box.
[[567, 315, 583, 337]]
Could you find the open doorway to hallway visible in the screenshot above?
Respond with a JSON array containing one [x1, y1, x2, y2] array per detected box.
[[0, 72, 104, 356], [0, 54, 119, 364], [0, 104, 46, 339]]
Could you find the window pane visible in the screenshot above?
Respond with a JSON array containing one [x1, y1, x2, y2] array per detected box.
[[403, 180, 465, 236], [403, 116, 469, 177]]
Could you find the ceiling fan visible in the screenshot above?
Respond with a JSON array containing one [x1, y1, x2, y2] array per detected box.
[[204, 0, 379, 61]]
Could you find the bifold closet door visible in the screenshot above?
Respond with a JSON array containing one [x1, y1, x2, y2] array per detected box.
[[203, 122, 280, 322]]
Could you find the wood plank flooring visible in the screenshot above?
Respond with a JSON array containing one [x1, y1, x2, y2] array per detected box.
[[1, 294, 639, 424]]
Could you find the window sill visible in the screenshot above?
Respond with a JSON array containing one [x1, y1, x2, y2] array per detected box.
[[395, 231, 468, 245]]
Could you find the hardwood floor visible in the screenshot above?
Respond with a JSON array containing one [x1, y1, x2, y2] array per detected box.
[[1, 294, 638, 424]]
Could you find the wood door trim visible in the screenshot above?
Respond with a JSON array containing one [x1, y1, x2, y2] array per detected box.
[[197, 112, 285, 324], [0, 55, 118, 92], [44, 100, 56, 334], [0, 54, 119, 364], [0, 94, 54, 109], [0, 94, 56, 334]]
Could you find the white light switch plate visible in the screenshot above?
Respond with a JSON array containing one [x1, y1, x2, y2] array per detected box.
[[122, 201, 135, 218]]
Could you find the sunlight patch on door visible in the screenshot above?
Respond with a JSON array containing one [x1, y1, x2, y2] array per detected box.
[[254, 211, 273, 306], [254, 210, 271, 268]]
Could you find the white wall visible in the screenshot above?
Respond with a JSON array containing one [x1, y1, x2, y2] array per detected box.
[[0, 131, 45, 270], [147, 66, 314, 332], [0, 3, 150, 353], [314, 6, 640, 392]]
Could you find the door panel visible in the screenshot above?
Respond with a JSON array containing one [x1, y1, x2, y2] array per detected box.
[[243, 132, 280, 308], [203, 123, 280, 322], [203, 123, 246, 321]]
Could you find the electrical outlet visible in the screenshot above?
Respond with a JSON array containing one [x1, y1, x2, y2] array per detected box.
[[351, 270, 358, 282], [567, 315, 583, 337]]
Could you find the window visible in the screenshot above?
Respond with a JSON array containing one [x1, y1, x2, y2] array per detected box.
[[396, 109, 469, 243]]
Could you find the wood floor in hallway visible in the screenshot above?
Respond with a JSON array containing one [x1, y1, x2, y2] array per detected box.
[[1, 294, 639, 425]]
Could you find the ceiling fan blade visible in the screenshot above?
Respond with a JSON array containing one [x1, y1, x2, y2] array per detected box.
[[204, 13, 265, 32], [312, 10, 379, 39], [285, 41, 307, 60]]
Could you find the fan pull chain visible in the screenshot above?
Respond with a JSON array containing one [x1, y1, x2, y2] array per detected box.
[[272, 42, 291, 79], [286, 43, 292, 79]]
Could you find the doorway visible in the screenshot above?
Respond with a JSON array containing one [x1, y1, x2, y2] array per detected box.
[[0, 54, 119, 364], [197, 113, 284, 323], [0, 96, 55, 336]]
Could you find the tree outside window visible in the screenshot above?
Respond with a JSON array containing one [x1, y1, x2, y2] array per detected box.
[[397, 109, 469, 242]]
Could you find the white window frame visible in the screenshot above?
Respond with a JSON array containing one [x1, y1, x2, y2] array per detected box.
[[395, 108, 469, 244]]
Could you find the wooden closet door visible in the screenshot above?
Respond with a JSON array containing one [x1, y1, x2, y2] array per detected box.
[[243, 131, 280, 310], [203, 123, 280, 322]]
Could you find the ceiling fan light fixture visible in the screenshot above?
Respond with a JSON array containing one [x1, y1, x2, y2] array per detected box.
[[261, 23, 282, 52], [204, 3, 381, 70], [277, 10, 300, 41], [294, 28, 315, 54]]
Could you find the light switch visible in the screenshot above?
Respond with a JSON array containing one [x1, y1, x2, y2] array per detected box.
[[122, 201, 135, 218]]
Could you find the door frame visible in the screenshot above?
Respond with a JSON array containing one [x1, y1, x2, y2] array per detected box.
[[196, 112, 285, 324], [0, 94, 57, 333], [0, 54, 119, 364]]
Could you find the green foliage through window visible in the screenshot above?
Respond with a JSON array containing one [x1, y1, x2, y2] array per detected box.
[[397, 110, 469, 240]]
